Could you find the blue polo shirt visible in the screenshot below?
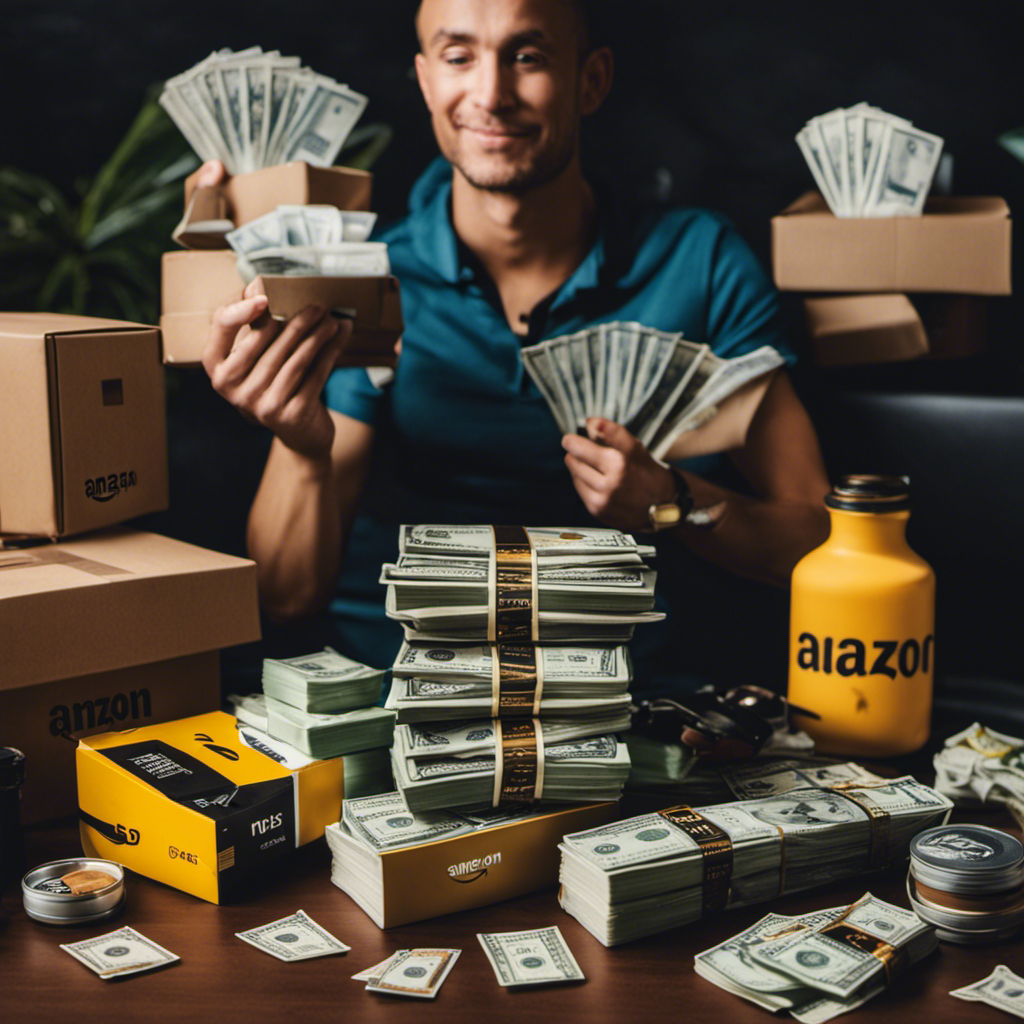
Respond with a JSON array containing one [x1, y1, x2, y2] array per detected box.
[[324, 157, 794, 696]]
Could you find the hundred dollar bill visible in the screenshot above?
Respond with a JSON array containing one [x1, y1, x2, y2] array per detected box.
[[247, 242, 390, 278], [934, 721, 1024, 808], [60, 926, 180, 979], [235, 910, 350, 961], [398, 525, 653, 560], [352, 954, 398, 982], [477, 926, 584, 987], [364, 948, 460, 999], [749, 894, 936, 999], [951, 965, 1024, 1019]]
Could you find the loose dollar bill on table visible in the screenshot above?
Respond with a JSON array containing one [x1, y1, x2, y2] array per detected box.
[[934, 722, 1024, 810], [352, 955, 399, 982], [60, 926, 180, 980], [229, 692, 395, 759], [521, 324, 783, 459], [697, 895, 937, 1022], [559, 776, 952, 945], [261, 647, 387, 713], [796, 102, 944, 217], [160, 47, 367, 173], [392, 719, 631, 812], [235, 910, 350, 961], [951, 965, 1024, 1019], [478, 926, 585, 987], [363, 948, 460, 999]]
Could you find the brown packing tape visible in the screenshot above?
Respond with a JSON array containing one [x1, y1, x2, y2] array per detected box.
[[658, 805, 733, 915], [491, 644, 543, 718], [493, 719, 545, 806], [488, 524, 538, 643], [0, 547, 131, 578]]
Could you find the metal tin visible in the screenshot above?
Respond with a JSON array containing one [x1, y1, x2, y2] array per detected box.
[[22, 858, 125, 925], [909, 825, 1024, 893], [907, 872, 1024, 944]]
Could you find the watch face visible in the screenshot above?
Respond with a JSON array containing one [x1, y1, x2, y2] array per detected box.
[[649, 503, 682, 529]]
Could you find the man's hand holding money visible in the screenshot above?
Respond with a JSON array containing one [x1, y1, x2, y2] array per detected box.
[[562, 418, 679, 533]]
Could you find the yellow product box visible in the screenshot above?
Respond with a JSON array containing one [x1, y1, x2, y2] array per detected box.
[[78, 711, 346, 904], [327, 801, 616, 928]]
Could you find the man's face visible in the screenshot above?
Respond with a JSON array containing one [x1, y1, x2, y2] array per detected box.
[[415, 0, 604, 194]]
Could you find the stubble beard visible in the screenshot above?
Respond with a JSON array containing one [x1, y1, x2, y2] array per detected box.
[[445, 126, 579, 196]]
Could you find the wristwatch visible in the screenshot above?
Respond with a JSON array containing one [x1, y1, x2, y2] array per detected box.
[[646, 468, 727, 532], [646, 469, 694, 531]]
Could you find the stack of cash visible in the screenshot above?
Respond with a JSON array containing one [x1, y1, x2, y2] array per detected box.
[[386, 640, 633, 724], [695, 894, 937, 1022], [383, 526, 663, 642], [229, 693, 394, 760], [325, 792, 555, 927], [226, 206, 386, 279], [521, 324, 783, 459], [797, 103, 944, 218], [160, 47, 367, 173], [558, 776, 952, 945], [262, 647, 387, 713], [934, 722, 1024, 817], [392, 719, 630, 813], [234, 719, 392, 799]]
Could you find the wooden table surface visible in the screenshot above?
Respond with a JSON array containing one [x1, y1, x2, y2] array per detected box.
[[3, 804, 1021, 1023]]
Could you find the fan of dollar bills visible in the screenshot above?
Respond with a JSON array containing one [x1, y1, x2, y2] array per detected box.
[[226, 206, 388, 279], [521, 324, 783, 459], [796, 103, 944, 218], [160, 47, 368, 174]]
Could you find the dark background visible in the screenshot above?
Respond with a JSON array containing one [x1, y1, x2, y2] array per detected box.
[[3, 1, 1023, 697]]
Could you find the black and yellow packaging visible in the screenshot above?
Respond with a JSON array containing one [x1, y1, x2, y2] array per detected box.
[[77, 711, 345, 903]]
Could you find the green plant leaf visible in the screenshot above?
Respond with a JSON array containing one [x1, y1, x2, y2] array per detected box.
[[998, 127, 1024, 166], [336, 122, 393, 171]]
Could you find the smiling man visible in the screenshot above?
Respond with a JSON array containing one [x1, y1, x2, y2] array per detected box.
[[202, 0, 830, 697]]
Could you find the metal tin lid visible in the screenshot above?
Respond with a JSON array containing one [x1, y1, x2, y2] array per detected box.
[[910, 825, 1024, 893], [825, 474, 911, 513], [0, 747, 26, 789], [22, 858, 125, 925]]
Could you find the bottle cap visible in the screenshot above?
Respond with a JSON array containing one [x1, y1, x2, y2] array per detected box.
[[825, 474, 911, 512]]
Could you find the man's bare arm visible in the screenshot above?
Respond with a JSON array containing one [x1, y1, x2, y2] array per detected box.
[[561, 371, 831, 587], [247, 412, 374, 622]]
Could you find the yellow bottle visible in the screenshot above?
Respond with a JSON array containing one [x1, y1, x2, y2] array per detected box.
[[788, 475, 935, 757]]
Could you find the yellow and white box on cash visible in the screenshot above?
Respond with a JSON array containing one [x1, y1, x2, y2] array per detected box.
[[77, 711, 345, 903]]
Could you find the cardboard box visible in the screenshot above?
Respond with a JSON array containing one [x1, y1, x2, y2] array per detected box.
[[0, 527, 260, 822], [772, 193, 1012, 295], [160, 250, 402, 367], [327, 802, 617, 928], [803, 294, 929, 366], [78, 711, 347, 903], [179, 162, 372, 245], [0, 313, 168, 538]]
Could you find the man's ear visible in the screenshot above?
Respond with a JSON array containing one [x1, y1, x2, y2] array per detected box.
[[579, 46, 613, 116], [414, 52, 435, 112]]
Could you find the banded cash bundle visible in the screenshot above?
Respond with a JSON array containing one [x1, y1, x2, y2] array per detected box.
[[392, 719, 630, 813], [383, 525, 664, 642], [326, 792, 615, 928], [262, 647, 387, 713], [558, 776, 952, 945], [696, 895, 937, 1022], [797, 103, 944, 218], [233, 717, 392, 799], [230, 693, 394, 760], [386, 640, 633, 723], [160, 47, 367, 173], [522, 324, 784, 459]]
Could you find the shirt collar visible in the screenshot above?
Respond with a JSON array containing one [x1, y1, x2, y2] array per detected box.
[[408, 157, 616, 302]]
